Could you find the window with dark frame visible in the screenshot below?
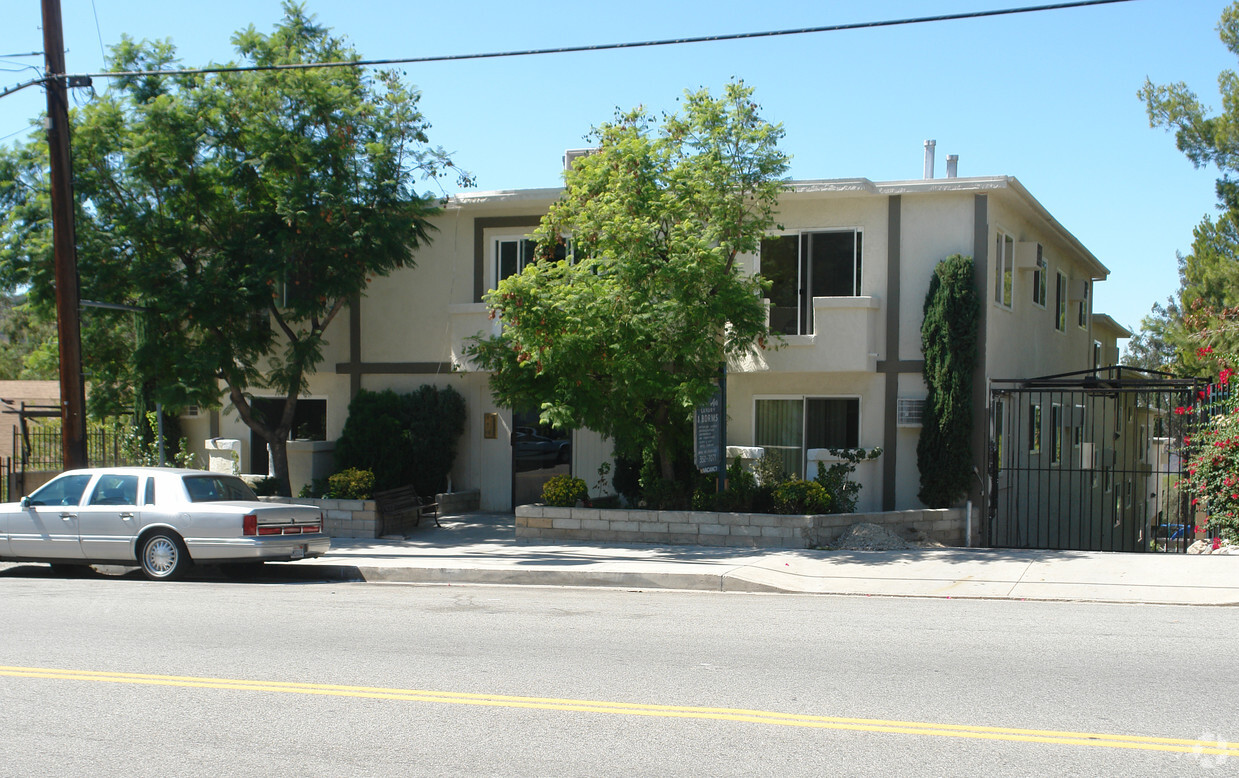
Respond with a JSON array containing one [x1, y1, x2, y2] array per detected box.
[[1055, 271, 1067, 332], [1029, 403, 1042, 453], [760, 230, 862, 336], [1032, 247, 1047, 307]]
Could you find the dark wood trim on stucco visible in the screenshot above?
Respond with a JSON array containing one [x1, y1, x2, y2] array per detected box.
[[348, 293, 362, 401], [970, 194, 990, 534], [881, 195, 902, 511], [473, 216, 543, 302]]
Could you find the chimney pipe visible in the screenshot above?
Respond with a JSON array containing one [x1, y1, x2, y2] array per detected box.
[[946, 154, 959, 178], [923, 139, 936, 179]]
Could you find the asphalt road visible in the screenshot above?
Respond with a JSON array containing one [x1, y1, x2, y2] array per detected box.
[[0, 566, 1236, 776]]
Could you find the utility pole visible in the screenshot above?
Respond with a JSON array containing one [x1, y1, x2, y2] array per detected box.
[[42, 0, 89, 470]]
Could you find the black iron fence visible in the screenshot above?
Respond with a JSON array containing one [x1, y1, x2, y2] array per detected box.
[[12, 425, 133, 471], [988, 368, 1203, 553]]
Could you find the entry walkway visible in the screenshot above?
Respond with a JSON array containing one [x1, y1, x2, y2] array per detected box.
[[282, 511, 1239, 605]]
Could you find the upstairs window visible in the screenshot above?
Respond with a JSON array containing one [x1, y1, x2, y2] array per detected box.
[[494, 236, 571, 289], [1078, 280, 1090, 329], [1055, 271, 1067, 332], [496, 238, 537, 286], [760, 230, 862, 336], [994, 231, 1014, 308], [1032, 249, 1047, 308]]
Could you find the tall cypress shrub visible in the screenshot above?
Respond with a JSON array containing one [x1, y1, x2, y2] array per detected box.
[[335, 385, 466, 496], [917, 254, 979, 507]]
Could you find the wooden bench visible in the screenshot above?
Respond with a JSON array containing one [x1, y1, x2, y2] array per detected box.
[[373, 485, 440, 535]]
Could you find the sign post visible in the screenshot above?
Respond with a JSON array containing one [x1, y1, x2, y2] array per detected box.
[[694, 367, 727, 491]]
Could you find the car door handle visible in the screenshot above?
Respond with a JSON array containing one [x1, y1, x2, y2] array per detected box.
[[120, 513, 134, 521], [60, 513, 76, 520]]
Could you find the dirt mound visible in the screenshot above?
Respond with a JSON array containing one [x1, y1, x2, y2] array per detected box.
[[834, 522, 913, 551]]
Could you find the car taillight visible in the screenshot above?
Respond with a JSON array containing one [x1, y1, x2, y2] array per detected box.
[[257, 526, 281, 536], [243, 514, 257, 536]]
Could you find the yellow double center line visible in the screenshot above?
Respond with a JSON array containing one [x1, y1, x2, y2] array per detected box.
[[2, 664, 1235, 757]]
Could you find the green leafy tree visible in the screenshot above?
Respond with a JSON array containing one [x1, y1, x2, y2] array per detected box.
[[1139, 2, 1239, 374], [1123, 298, 1181, 374], [466, 82, 789, 485], [0, 4, 469, 494], [917, 254, 979, 508], [0, 296, 57, 380]]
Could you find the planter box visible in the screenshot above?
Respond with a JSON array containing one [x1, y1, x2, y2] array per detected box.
[[515, 504, 965, 549]]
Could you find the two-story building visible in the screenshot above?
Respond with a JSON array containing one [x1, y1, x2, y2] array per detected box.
[[183, 165, 1128, 526]]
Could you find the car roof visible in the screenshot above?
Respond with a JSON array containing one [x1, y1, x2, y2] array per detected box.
[[58, 467, 225, 477]]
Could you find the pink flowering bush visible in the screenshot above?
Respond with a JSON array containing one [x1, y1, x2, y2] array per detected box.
[[1178, 347, 1239, 541]]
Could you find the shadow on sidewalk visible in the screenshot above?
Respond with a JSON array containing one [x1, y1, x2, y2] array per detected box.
[[341, 511, 1114, 569]]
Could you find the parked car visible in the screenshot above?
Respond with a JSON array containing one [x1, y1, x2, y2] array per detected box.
[[0, 467, 330, 580], [513, 426, 571, 469]]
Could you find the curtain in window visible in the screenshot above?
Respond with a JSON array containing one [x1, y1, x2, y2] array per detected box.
[[755, 399, 803, 478]]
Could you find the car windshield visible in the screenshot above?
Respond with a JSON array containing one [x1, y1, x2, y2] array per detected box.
[[27, 474, 93, 506], [183, 475, 258, 503]]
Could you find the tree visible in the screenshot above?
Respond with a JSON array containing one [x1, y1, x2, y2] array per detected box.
[[1139, 2, 1239, 374], [0, 296, 57, 380], [466, 82, 788, 487], [1123, 299, 1181, 374], [917, 254, 979, 508], [0, 4, 469, 493]]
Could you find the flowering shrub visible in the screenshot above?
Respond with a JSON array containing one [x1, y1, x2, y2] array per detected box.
[[1178, 346, 1239, 541], [542, 474, 587, 507], [326, 468, 375, 500]]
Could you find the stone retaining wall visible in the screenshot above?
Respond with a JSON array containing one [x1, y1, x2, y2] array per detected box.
[[261, 496, 378, 538], [263, 490, 479, 539], [515, 505, 966, 548]]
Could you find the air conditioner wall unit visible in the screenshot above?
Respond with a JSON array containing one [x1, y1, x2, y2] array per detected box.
[[897, 397, 925, 427], [1015, 241, 1043, 270]]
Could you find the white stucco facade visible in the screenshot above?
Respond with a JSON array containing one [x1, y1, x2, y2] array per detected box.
[[186, 174, 1126, 516]]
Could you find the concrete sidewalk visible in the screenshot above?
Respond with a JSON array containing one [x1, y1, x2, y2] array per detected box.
[[279, 511, 1239, 606]]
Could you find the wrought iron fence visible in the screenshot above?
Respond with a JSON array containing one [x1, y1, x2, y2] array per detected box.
[[13, 425, 132, 471], [988, 368, 1203, 553]]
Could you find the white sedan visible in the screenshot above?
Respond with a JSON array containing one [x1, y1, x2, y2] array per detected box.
[[0, 467, 330, 580]]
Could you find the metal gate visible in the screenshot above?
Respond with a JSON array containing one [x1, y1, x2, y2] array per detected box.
[[987, 368, 1204, 552]]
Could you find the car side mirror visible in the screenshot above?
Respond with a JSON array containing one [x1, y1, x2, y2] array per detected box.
[[19, 496, 30, 508]]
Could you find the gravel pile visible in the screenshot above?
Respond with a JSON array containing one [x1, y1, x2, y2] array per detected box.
[[833, 522, 913, 551]]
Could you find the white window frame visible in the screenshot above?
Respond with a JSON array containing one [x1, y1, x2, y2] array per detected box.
[[994, 230, 1014, 309], [753, 394, 864, 479], [493, 234, 537, 290], [1077, 279, 1090, 330]]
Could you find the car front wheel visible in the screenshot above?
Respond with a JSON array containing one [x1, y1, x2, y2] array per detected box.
[[139, 532, 189, 581]]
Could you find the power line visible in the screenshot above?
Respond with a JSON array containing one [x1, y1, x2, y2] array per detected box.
[[61, 0, 1134, 81]]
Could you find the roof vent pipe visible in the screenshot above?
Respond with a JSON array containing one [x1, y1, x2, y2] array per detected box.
[[946, 154, 958, 178], [923, 139, 936, 179]]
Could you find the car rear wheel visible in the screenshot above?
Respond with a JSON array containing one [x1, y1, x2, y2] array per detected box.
[[139, 531, 189, 581]]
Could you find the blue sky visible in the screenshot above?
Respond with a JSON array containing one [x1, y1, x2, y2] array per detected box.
[[1, 0, 1234, 345]]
